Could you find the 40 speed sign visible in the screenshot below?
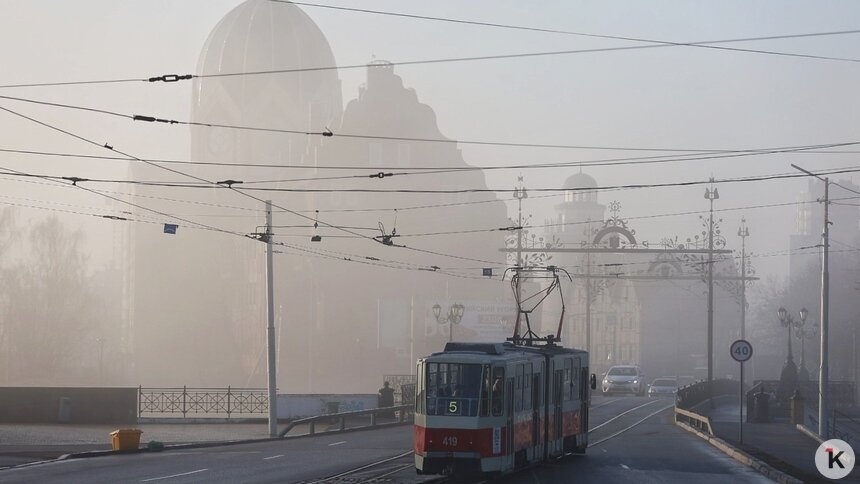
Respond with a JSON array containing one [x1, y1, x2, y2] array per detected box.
[[730, 339, 753, 362]]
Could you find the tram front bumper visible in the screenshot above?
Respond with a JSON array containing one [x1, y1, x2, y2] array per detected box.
[[415, 452, 486, 475]]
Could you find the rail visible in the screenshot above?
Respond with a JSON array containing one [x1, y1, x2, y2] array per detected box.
[[674, 406, 714, 435], [675, 379, 740, 410], [278, 404, 413, 438], [138, 386, 268, 418]]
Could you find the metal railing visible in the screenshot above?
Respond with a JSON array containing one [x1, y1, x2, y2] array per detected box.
[[383, 374, 416, 405], [278, 404, 413, 438], [675, 406, 714, 435], [138, 386, 268, 418], [675, 379, 740, 410]]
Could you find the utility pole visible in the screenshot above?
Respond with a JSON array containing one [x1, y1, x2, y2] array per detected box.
[[704, 182, 720, 406], [791, 165, 830, 439], [264, 200, 278, 437], [738, 219, 750, 340], [585, 251, 592, 359], [514, 177, 527, 303]]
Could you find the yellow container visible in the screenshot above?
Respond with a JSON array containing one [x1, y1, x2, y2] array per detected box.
[[110, 429, 143, 451]]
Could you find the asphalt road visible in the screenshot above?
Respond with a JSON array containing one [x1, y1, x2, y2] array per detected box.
[[0, 397, 773, 483]]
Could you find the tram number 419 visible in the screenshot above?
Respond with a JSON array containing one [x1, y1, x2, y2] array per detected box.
[[442, 436, 458, 447]]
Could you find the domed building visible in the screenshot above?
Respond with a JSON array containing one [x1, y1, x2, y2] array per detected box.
[[127, 1, 512, 391], [542, 172, 641, 378]]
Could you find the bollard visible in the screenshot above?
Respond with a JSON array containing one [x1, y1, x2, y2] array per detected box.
[[790, 390, 804, 425]]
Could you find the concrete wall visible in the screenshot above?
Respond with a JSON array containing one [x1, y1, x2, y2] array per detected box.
[[277, 394, 377, 419], [0, 387, 137, 424]]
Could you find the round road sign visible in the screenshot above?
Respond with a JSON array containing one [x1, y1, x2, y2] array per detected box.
[[730, 339, 753, 362]]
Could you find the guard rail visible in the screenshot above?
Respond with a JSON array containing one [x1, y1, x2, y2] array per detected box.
[[278, 404, 413, 438]]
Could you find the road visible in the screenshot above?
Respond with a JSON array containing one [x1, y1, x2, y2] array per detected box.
[[0, 397, 773, 483]]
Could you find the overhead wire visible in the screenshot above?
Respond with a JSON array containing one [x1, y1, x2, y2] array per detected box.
[[3, 25, 860, 90], [0, 103, 506, 270]]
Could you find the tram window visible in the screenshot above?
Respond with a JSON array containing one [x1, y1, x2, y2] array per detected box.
[[563, 359, 573, 401], [571, 359, 580, 401], [523, 363, 532, 410], [491, 367, 504, 416], [424, 363, 483, 417], [514, 365, 523, 412], [480, 365, 490, 417], [416, 362, 424, 414]]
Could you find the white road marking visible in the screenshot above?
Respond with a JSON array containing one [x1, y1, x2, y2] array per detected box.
[[140, 468, 208, 482], [590, 399, 661, 432], [328, 441, 347, 446], [263, 454, 284, 460], [591, 404, 674, 446], [620, 464, 630, 470]]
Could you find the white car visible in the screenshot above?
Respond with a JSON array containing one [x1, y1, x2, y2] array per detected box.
[[602, 365, 645, 396]]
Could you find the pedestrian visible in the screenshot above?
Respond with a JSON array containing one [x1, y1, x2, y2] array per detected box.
[[378, 381, 395, 418]]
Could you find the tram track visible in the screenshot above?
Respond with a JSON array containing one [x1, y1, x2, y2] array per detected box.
[[297, 397, 674, 484]]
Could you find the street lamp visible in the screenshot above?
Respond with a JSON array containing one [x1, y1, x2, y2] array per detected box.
[[776, 307, 800, 401], [704, 182, 719, 405], [433, 303, 465, 343], [795, 307, 817, 382]]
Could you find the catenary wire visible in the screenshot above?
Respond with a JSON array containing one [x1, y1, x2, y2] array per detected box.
[[3, 26, 860, 90]]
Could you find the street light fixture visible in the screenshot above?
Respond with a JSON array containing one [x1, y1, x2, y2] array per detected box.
[[796, 307, 817, 382], [433, 303, 465, 343], [776, 306, 800, 401]]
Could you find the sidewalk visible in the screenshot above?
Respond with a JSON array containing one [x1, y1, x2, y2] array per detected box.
[[704, 402, 860, 483], [0, 422, 274, 468]]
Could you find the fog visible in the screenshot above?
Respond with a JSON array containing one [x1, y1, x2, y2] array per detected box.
[[0, 0, 859, 395]]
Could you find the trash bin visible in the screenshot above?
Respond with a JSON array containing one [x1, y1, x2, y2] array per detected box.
[[57, 397, 72, 423], [754, 390, 770, 423], [110, 429, 143, 451], [326, 401, 340, 415]]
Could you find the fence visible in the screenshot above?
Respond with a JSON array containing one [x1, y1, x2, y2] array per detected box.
[[746, 380, 855, 420], [279, 404, 413, 438], [138, 386, 268, 418], [675, 379, 740, 410], [382, 374, 416, 405]]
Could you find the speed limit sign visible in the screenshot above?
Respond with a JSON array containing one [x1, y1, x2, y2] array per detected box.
[[730, 339, 753, 362]]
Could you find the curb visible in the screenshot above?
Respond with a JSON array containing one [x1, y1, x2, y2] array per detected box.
[[675, 421, 803, 484], [1, 420, 414, 471]]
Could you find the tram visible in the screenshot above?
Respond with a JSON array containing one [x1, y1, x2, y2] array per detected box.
[[414, 340, 595, 476]]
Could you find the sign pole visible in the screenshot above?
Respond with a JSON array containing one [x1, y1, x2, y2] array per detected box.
[[730, 339, 752, 445], [739, 360, 744, 444]]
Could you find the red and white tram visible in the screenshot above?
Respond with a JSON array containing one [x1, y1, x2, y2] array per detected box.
[[414, 341, 595, 476]]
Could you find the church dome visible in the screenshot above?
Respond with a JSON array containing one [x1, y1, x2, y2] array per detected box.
[[191, 0, 343, 163], [563, 172, 598, 190]]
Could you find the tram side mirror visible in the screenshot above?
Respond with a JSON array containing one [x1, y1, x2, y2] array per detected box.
[[590, 374, 597, 390]]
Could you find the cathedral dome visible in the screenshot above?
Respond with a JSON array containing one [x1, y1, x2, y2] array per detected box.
[[563, 171, 598, 190], [191, 0, 343, 163]]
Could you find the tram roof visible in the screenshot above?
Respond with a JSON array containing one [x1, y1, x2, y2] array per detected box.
[[425, 342, 587, 361]]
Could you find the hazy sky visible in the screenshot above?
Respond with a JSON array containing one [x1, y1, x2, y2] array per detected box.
[[1, 0, 859, 280]]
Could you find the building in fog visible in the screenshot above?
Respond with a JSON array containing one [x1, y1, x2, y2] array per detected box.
[[542, 172, 642, 377], [126, 0, 512, 391]]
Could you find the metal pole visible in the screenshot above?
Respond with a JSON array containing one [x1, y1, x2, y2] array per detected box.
[[707, 194, 715, 406], [820, 178, 830, 439], [739, 361, 744, 444], [265, 200, 278, 437], [585, 252, 592, 359], [739, 223, 748, 340], [410, 295, 415, 374]]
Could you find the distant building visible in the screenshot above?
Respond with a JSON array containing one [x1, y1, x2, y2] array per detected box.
[[126, 0, 511, 391]]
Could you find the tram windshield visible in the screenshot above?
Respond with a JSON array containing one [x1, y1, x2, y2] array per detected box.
[[424, 363, 484, 417]]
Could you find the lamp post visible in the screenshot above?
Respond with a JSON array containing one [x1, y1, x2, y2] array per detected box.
[[704, 182, 719, 405], [433, 303, 465, 343], [795, 307, 816, 382], [776, 307, 800, 401], [737, 220, 750, 340]]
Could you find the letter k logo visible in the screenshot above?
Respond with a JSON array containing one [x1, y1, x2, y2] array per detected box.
[[828, 448, 846, 469]]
